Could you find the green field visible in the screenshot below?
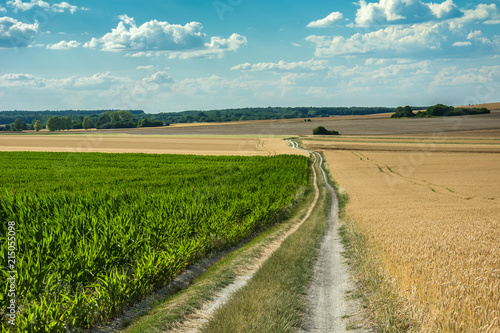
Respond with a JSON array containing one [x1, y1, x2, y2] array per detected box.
[[0, 152, 309, 331]]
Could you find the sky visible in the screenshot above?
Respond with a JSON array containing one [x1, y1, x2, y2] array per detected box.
[[0, 0, 499, 113]]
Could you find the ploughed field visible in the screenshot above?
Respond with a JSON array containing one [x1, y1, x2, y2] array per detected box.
[[0, 152, 309, 331], [304, 135, 500, 332]]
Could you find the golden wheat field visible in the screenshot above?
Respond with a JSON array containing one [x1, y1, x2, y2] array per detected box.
[[309, 137, 500, 332], [0, 135, 308, 156]]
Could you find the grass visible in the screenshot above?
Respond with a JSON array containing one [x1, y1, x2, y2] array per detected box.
[[338, 220, 417, 332], [201, 153, 330, 333]]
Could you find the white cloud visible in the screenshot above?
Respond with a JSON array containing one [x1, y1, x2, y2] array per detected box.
[[431, 65, 500, 86], [428, 0, 460, 19], [355, 0, 462, 27], [7, 0, 87, 13], [449, 3, 500, 30], [0, 73, 44, 87], [0, 16, 39, 48], [307, 22, 447, 57], [453, 41, 472, 47], [467, 30, 482, 40], [231, 59, 330, 72], [83, 15, 246, 58], [307, 12, 344, 28], [46, 40, 80, 49], [68, 72, 127, 89], [143, 71, 173, 85], [136, 65, 155, 70], [0, 5, 7, 13], [51, 2, 82, 14]]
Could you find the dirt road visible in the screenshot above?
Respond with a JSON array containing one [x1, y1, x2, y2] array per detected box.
[[301, 152, 369, 332]]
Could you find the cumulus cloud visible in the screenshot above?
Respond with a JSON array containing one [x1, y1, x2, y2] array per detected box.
[[449, 3, 500, 29], [84, 15, 246, 58], [0, 5, 7, 13], [307, 22, 448, 57], [0, 73, 44, 87], [136, 65, 155, 70], [307, 12, 344, 28], [452, 41, 471, 47], [7, 0, 88, 13], [143, 71, 173, 85], [355, 0, 462, 27], [431, 65, 500, 86], [0, 16, 39, 48], [46, 39, 80, 49], [68, 72, 127, 89], [231, 59, 330, 72]]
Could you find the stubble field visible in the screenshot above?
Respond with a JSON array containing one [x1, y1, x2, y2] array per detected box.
[[0, 135, 307, 156], [305, 135, 500, 332]]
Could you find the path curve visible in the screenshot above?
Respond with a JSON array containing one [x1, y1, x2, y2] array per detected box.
[[297, 141, 371, 333], [167, 148, 320, 332], [287, 139, 369, 332]]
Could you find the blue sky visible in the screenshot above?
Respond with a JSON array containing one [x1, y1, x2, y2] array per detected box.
[[0, 0, 499, 112]]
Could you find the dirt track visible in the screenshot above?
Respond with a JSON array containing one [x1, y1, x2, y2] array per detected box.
[[301, 153, 370, 333]]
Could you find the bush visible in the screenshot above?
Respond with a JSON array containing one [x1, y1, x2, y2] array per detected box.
[[138, 118, 168, 127], [312, 126, 340, 135]]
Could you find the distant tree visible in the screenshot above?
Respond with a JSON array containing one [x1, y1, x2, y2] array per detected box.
[[46, 116, 61, 131], [82, 117, 92, 130], [72, 115, 84, 129], [403, 105, 415, 117], [60, 116, 72, 130], [97, 113, 111, 128], [4, 124, 11, 131], [138, 118, 165, 127], [13, 118, 26, 131], [425, 104, 454, 117], [312, 126, 340, 135], [34, 120, 42, 132], [392, 105, 415, 118]]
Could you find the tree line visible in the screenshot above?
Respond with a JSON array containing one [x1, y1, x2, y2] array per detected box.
[[0, 111, 168, 132], [391, 104, 490, 118], [0, 106, 398, 131]]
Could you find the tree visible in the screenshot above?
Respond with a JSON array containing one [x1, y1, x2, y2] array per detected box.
[[72, 115, 84, 129], [60, 116, 72, 130], [403, 105, 415, 117], [392, 105, 415, 118], [97, 113, 111, 128], [312, 126, 340, 135], [34, 120, 42, 132], [46, 116, 61, 131], [426, 104, 454, 117], [13, 118, 26, 131], [82, 117, 92, 130]]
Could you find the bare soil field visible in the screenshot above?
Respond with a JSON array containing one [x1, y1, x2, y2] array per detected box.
[[302, 131, 500, 153], [0, 135, 308, 156], [115, 111, 500, 136], [309, 140, 500, 332], [19, 110, 496, 137]]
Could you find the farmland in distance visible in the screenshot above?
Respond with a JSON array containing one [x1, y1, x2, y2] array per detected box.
[[0, 152, 309, 331]]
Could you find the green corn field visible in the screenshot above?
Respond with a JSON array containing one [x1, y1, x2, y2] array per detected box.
[[0, 151, 309, 332]]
